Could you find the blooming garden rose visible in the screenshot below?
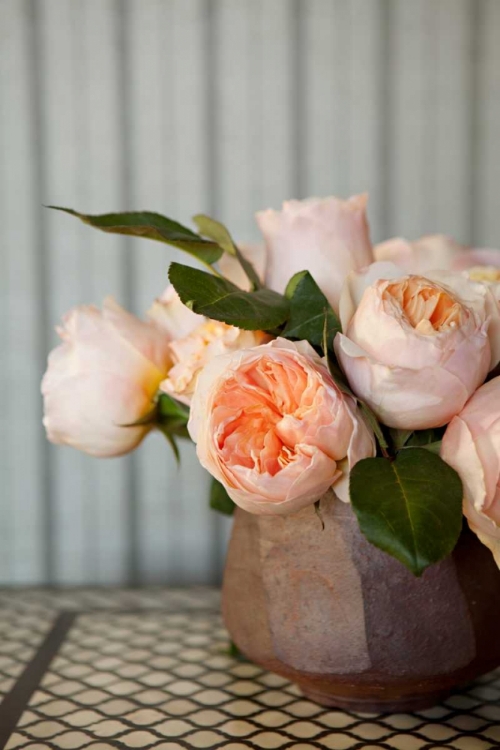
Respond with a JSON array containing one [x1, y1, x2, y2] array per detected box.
[[335, 263, 497, 430], [188, 338, 375, 515], [256, 194, 373, 312], [42, 297, 172, 457], [441, 377, 500, 566]]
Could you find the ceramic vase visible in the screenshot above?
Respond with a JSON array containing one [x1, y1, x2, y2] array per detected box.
[[222, 491, 500, 712]]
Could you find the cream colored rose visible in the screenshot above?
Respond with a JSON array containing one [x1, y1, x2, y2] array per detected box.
[[160, 320, 269, 405], [256, 194, 373, 312], [147, 284, 203, 339], [42, 298, 171, 457], [188, 338, 375, 515], [441, 377, 500, 567], [149, 285, 269, 405], [335, 263, 497, 430]]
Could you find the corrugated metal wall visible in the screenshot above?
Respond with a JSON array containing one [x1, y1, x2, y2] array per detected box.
[[1, 0, 499, 585]]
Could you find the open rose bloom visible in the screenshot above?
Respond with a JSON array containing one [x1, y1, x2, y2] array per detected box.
[[336, 263, 499, 429], [42, 193, 500, 575], [188, 338, 375, 514]]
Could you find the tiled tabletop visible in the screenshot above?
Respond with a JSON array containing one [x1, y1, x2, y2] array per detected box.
[[0, 589, 499, 750]]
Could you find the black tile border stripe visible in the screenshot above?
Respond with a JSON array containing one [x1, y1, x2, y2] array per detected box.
[[0, 611, 76, 749]]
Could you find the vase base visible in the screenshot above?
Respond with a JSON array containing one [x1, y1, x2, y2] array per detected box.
[[300, 685, 452, 713]]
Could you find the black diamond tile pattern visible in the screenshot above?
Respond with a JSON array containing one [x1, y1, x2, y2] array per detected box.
[[1, 589, 500, 750]]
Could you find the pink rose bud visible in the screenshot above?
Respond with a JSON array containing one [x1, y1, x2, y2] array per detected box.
[[188, 338, 375, 515], [441, 377, 500, 568], [256, 194, 373, 312], [42, 297, 171, 457], [335, 263, 499, 430]]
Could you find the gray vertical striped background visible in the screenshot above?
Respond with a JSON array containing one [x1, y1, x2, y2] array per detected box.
[[1, 0, 499, 585]]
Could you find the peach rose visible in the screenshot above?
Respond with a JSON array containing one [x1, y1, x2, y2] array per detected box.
[[375, 235, 500, 284], [335, 263, 498, 430], [188, 338, 375, 515], [149, 286, 269, 405], [441, 377, 500, 567], [42, 298, 172, 457], [256, 194, 373, 312]]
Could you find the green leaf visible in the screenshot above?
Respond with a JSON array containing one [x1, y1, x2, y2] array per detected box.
[[157, 394, 190, 423], [156, 395, 190, 440], [390, 428, 444, 454], [210, 478, 235, 516], [359, 402, 389, 452], [193, 213, 237, 256], [168, 262, 289, 331], [158, 427, 181, 464], [406, 428, 443, 448], [121, 395, 189, 455], [419, 441, 442, 455], [350, 448, 463, 576], [193, 213, 262, 290], [283, 271, 341, 348], [324, 352, 355, 398], [48, 207, 223, 267], [389, 428, 413, 451]]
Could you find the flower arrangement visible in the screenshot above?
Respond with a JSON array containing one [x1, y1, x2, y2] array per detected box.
[[42, 196, 500, 577]]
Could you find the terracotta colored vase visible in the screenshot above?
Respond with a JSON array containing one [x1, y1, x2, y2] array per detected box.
[[222, 490, 500, 712]]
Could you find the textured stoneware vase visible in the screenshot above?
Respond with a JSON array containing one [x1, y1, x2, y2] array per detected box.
[[222, 490, 500, 712]]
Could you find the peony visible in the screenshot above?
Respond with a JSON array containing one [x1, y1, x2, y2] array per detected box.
[[335, 263, 497, 430], [188, 338, 375, 515], [160, 320, 269, 405], [441, 377, 500, 567], [374, 234, 500, 284], [256, 194, 373, 312], [42, 298, 172, 457]]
